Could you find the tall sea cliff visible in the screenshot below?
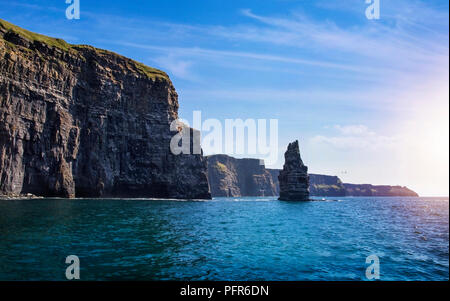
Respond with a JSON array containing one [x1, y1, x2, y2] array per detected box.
[[207, 154, 277, 197], [0, 19, 210, 199], [207, 154, 418, 197]]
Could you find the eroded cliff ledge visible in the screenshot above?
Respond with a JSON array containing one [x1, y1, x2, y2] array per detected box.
[[0, 19, 210, 199]]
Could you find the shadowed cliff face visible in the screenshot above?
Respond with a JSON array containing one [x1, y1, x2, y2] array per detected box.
[[0, 19, 210, 199], [207, 155, 277, 197]]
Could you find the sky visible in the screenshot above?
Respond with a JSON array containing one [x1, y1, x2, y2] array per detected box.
[[0, 0, 448, 196]]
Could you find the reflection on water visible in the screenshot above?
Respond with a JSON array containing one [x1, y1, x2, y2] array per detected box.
[[0, 197, 448, 280]]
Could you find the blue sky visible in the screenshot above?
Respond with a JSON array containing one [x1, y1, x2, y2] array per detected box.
[[0, 0, 449, 195]]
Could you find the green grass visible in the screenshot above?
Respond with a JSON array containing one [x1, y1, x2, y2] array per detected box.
[[312, 184, 343, 190], [215, 162, 228, 173], [0, 18, 168, 80], [0, 19, 72, 51], [134, 61, 169, 80]]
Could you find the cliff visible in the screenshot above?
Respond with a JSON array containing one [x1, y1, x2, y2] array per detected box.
[[207, 155, 277, 197], [278, 140, 310, 201], [208, 156, 418, 198], [309, 174, 346, 196], [267, 169, 280, 195], [343, 183, 418, 197], [0, 19, 211, 199]]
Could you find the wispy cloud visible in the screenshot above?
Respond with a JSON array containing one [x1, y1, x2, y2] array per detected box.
[[334, 125, 371, 136], [101, 3, 448, 84], [310, 125, 398, 151], [118, 42, 373, 73], [151, 55, 194, 80], [231, 8, 448, 65]]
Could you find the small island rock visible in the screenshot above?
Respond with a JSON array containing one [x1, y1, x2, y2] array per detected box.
[[278, 140, 310, 201]]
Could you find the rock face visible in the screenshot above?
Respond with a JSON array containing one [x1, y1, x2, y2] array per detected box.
[[343, 184, 418, 197], [0, 19, 211, 199], [268, 170, 347, 197], [207, 155, 277, 197], [207, 155, 418, 197], [278, 140, 310, 201], [309, 174, 346, 196], [267, 169, 281, 195]]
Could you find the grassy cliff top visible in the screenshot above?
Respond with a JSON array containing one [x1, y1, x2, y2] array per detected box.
[[0, 18, 168, 80]]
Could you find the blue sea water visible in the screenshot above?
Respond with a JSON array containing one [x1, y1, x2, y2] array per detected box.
[[0, 196, 448, 281]]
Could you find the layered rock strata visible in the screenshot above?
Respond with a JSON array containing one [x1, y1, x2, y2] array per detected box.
[[207, 155, 276, 197], [0, 19, 211, 199]]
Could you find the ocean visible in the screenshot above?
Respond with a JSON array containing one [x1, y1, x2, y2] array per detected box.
[[0, 196, 448, 281]]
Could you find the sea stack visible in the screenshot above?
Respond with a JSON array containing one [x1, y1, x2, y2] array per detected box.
[[278, 140, 310, 201]]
